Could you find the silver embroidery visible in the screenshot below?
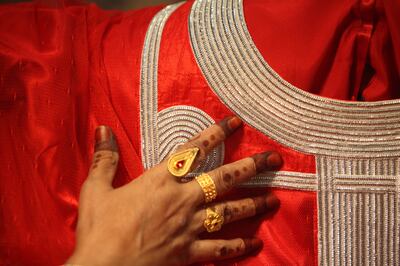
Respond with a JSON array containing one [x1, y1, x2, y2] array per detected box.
[[317, 157, 400, 265], [189, 0, 400, 158], [140, 3, 182, 169], [140, 3, 225, 175], [140, 4, 400, 265], [240, 171, 316, 191], [189, 0, 400, 265]]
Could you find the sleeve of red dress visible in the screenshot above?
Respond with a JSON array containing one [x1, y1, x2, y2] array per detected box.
[[0, 2, 162, 265]]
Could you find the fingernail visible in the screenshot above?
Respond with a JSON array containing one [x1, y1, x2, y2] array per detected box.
[[95, 125, 110, 144], [266, 194, 280, 210], [243, 238, 263, 253], [266, 152, 283, 168], [218, 116, 243, 137], [251, 152, 282, 173], [95, 125, 118, 152], [253, 194, 280, 214], [227, 116, 242, 130]]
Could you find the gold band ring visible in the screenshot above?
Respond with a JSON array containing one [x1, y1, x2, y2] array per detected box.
[[204, 207, 224, 232], [167, 147, 200, 177], [195, 173, 217, 203]]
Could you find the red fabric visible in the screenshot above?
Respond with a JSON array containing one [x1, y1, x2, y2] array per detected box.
[[245, 0, 400, 101], [0, 2, 162, 265], [159, 2, 317, 265], [0, 0, 399, 265]]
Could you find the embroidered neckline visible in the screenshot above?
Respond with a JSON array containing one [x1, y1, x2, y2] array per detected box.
[[189, 0, 400, 157]]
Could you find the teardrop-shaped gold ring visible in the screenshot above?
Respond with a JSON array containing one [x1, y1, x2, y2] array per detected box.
[[167, 147, 200, 177]]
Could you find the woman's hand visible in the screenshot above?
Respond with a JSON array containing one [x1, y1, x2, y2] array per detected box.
[[67, 117, 282, 266]]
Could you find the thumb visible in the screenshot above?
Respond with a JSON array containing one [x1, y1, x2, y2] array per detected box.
[[88, 125, 119, 189]]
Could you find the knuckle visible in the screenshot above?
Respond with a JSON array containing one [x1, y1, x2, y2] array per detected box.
[[174, 215, 188, 229], [214, 169, 232, 192], [96, 154, 117, 169], [181, 183, 200, 205], [237, 239, 246, 253], [220, 166, 235, 190], [169, 214, 189, 232], [80, 180, 92, 195], [214, 243, 235, 259], [213, 123, 226, 138], [193, 146, 207, 162], [214, 244, 226, 258], [171, 237, 190, 253]]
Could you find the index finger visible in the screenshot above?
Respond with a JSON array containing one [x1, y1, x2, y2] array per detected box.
[[158, 116, 243, 178]]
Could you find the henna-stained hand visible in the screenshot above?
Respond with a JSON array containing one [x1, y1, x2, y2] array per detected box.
[[67, 117, 282, 266]]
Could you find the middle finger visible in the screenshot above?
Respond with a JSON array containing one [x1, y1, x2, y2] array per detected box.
[[187, 152, 282, 205]]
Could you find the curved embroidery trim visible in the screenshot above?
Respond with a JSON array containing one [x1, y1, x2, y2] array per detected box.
[[158, 105, 225, 178], [140, 3, 184, 169], [139, 2, 318, 191], [188, 0, 400, 157], [139, 3, 225, 176]]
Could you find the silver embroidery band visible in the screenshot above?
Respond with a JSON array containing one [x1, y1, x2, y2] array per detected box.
[[140, 2, 184, 169], [240, 171, 316, 191], [139, 2, 225, 175], [188, 0, 400, 157], [189, 1, 400, 265], [317, 157, 399, 266]]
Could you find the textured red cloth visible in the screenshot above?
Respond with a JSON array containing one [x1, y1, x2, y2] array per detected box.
[[0, 0, 399, 265]]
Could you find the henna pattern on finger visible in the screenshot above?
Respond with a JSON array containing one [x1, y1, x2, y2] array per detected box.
[[251, 152, 271, 173], [253, 195, 280, 214], [210, 134, 216, 141], [223, 205, 233, 221], [251, 152, 282, 173], [95, 141, 118, 152], [266, 194, 280, 210], [223, 173, 233, 183], [243, 238, 263, 253], [217, 116, 242, 137], [203, 140, 210, 147], [266, 152, 283, 168], [234, 170, 240, 177], [253, 196, 268, 214], [220, 247, 228, 257]]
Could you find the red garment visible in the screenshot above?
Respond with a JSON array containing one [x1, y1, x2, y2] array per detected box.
[[0, 0, 399, 265]]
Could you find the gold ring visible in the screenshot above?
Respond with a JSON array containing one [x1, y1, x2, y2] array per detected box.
[[167, 147, 200, 177], [204, 207, 224, 232], [195, 173, 217, 203]]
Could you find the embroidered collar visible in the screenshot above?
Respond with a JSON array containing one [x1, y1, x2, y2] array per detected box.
[[189, 0, 400, 157]]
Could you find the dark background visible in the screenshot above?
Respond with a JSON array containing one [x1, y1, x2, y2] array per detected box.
[[0, 0, 179, 10]]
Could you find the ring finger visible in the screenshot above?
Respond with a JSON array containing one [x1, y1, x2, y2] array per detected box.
[[190, 194, 280, 234]]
